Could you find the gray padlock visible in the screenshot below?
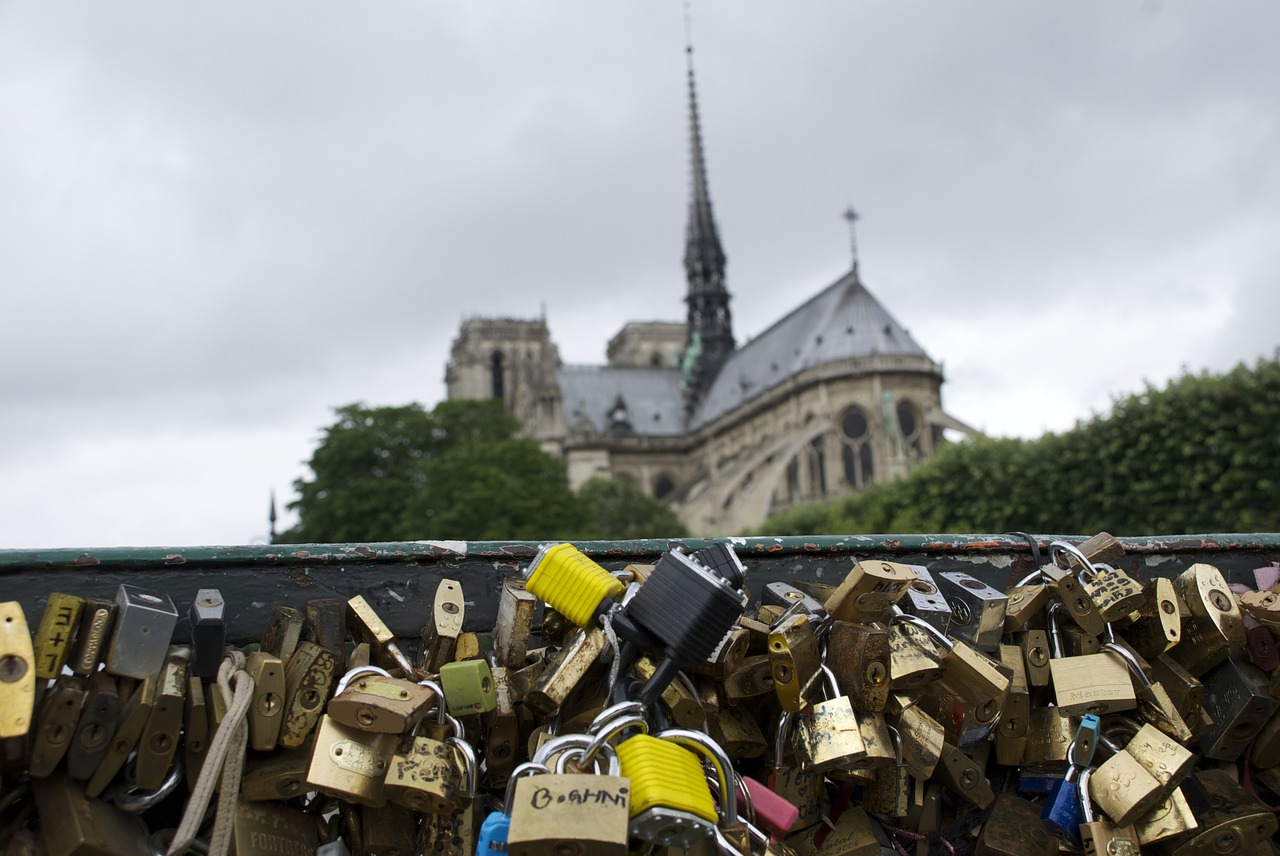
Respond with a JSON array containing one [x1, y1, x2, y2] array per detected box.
[[105, 585, 178, 680], [935, 572, 1007, 653]]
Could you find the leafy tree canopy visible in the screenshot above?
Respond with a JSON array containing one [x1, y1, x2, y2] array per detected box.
[[282, 400, 592, 543], [577, 477, 689, 540]]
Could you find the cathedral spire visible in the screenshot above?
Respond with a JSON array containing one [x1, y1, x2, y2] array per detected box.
[[681, 7, 735, 417]]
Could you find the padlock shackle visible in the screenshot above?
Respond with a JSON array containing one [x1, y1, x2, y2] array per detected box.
[[1077, 767, 1096, 823], [658, 728, 738, 829], [890, 608, 953, 653], [589, 701, 646, 734], [773, 712, 794, 766], [1014, 568, 1047, 587], [502, 762, 551, 817], [111, 755, 184, 813], [1046, 603, 1066, 659], [447, 736, 478, 799], [582, 713, 648, 770], [1098, 642, 1152, 689], [1049, 541, 1098, 581]]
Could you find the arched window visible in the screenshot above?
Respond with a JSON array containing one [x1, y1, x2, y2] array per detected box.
[[490, 352, 504, 399], [840, 405, 874, 488], [897, 400, 924, 458], [653, 474, 675, 501]]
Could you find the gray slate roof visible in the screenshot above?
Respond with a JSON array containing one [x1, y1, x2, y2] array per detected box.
[[558, 365, 685, 438], [691, 269, 934, 428]]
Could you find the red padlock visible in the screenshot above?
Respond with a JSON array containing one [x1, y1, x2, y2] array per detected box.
[[1245, 615, 1279, 672]]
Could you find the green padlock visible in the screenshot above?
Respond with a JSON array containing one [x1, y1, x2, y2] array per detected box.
[[439, 658, 497, 716]]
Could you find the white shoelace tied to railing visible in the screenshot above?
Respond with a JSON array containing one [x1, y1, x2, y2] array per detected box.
[[167, 651, 255, 856]]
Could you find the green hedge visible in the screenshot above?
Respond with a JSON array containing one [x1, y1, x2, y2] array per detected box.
[[760, 354, 1280, 535]]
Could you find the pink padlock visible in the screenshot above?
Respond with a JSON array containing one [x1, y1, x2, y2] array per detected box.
[[1254, 564, 1280, 592], [738, 775, 800, 838]]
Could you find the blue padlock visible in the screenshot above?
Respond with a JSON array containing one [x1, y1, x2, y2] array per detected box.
[[476, 761, 548, 854], [1039, 713, 1101, 847], [1017, 770, 1063, 795]]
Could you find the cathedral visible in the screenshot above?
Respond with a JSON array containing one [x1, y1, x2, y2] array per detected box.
[[445, 49, 975, 535]]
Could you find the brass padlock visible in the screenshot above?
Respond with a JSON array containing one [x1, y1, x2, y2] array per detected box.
[[785, 797, 880, 856], [279, 640, 338, 749], [973, 791, 1059, 856], [244, 650, 285, 752], [33, 593, 84, 681], [1150, 653, 1205, 723], [361, 802, 417, 856], [932, 740, 994, 809], [685, 626, 748, 680], [791, 668, 868, 774], [134, 646, 187, 790], [305, 714, 398, 807], [384, 689, 477, 815], [1122, 723, 1195, 802], [229, 797, 320, 856], [721, 654, 776, 703], [30, 674, 88, 778], [1198, 653, 1277, 760], [1116, 577, 1181, 658], [886, 621, 942, 691], [1002, 584, 1051, 634], [1022, 705, 1073, 769], [862, 725, 909, 818], [823, 560, 916, 625], [1098, 641, 1192, 742], [69, 598, 114, 677], [1162, 769, 1278, 855], [417, 801, 478, 856], [1045, 605, 1135, 716], [634, 656, 703, 728], [241, 744, 312, 801], [1016, 628, 1052, 688], [890, 702, 943, 781], [764, 713, 823, 830], [768, 613, 821, 712], [508, 746, 631, 856], [32, 774, 151, 856], [1090, 747, 1163, 826], [305, 597, 347, 668], [67, 671, 119, 782], [420, 578, 465, 672], [824, 621, 891, 711], [0, 601, 37, 740], [1132, 786, 1198, 848], [86, 673, 155, 798], [707, 705, 767, 759], [347, 595, 416, 677], [328, 668, 435, 733], [1076, 767, 1143, 856], [1077, 561, 1147, 624], [483, 665, 521, 786], [994, 643, 1030, 766]]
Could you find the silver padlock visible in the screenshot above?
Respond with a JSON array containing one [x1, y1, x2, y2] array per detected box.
[[105, 585, 178, 681]]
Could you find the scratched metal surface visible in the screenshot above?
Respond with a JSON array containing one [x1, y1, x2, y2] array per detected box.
[[1, 534, 1277, 644]]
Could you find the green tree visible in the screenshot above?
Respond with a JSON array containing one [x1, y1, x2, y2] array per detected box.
[[283, 400, 591, 543], [577, 477, 688, 540]]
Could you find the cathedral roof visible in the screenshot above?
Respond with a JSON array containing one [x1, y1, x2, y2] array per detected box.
[[691, 268, 937, 428], [558, 365, 685, 438]]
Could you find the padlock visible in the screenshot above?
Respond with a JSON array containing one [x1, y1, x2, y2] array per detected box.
[[785, 783, 879, 856], [416, 800, 477, 856], [768, 613, 821, 712], [722, 655, 776, 703], [1168, 563, 1246, 676], [229, 797, 321, 856], [417, 578, 467, 673], [738, 775, 800, 839], [32, 774, 151, 856], [360, 802, 417, 856], [384, 689, 477, 814], [654, 726, 749, 853], [507, 649, 547, 704], [305, 714, 398, 807], [477, 761, 550, 856], [762, 581, 831, 628], [241, 744, 312, 801], [69, 598, 115, 677], [30, 674, 88, 777], [1043, 542, 1107, 638], [524, 543, 626, 629], [279, 640, 338, 749], [86, 673, 155, 798], [1132, 786, 1199, 848], [506, 742, 631, 856], [33, 592, 84, 681], [933, 741, 995, 810], [104, 585, 178, 681], [824, 621, 891, 711], [1198, 653, 1277, 760], [1016, 628, 1052, 687], [1163, 769, 1279, 855], [885, 621, 942, 691], [791, 667, 868, 774], [1116, 577, 1181, 659], [1090, 743, 1163, 827], [483, 665, 522, 786], [135, 646, 187, 790], [346, 595, 416, 677], [1060, 621, 1102, 656], [439, 657, 497, 716], [1039, 715, 1100, 846], [305, 597, 347, 667], [242, 650, 285, 752], [0, 601, 39, 739], [1121, 723, 1196, 802], [493, 578, 537, 669], [1239, 588, 1280, 634], [897, 564, 952, 635], [66, 671, 119, 781], [261, 603, 305, 664], [524, 627, 607, 717], [1150, 653, 1205, 724], [1045, 605, 1135, 716], [862, 725, 909, 818], [188, 588, 226, 681], [764, 713, 823, 830], [1076, 767, 1143, 856], [1075, 560, 1146, 624], [1251, 699, 1280, 768], [328, 667, 436, 734], [973, 791, 1060, 856], [1243, 614, 1280, 672], [1002, 584, 1051, 634], [889, 702, 943, 781], [933, 571, 1007, 653], [685, 626, 749, 680], [183, 673, 208, 791], [1022, 704, 1074, 769], [823, 560, 916, 625], [994, 644, 1029, 765], [617, 731, 717, 848], [707, 705, 767, 759]]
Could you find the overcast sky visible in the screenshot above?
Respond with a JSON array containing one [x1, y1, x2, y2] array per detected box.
[[2, 2, 1277, 549]]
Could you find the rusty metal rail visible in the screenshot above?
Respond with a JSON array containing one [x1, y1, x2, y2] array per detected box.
[[2, 534, 1276, 644]]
